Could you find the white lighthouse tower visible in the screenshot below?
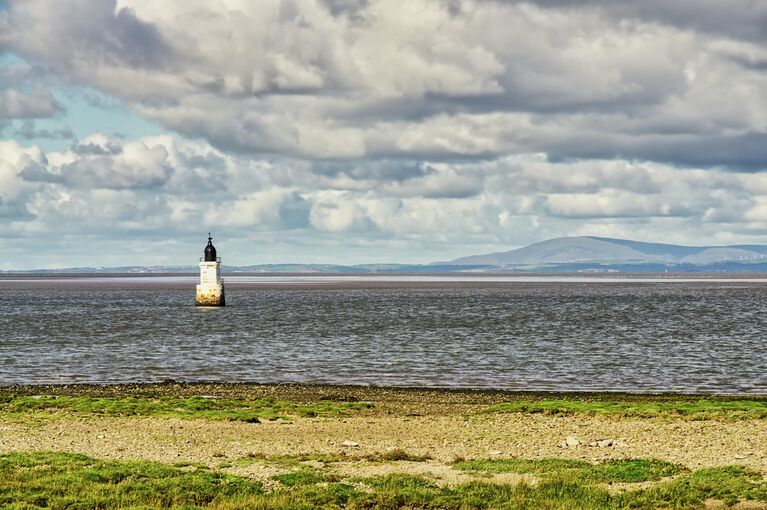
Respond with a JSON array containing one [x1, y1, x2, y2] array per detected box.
[[195, 234, 225, 306]]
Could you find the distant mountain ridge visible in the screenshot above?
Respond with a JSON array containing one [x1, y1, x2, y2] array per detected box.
[[446, 236, 767, 266], [0, 263, 474, 274], [6, 237, 767, 274]]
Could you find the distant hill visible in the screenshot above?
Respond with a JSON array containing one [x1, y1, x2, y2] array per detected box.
[[6, 236, 767, 274], [0, 263, 480, 275], [445, 236, 767, 267]]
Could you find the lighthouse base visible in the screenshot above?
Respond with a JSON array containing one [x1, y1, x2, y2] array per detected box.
[[195, 283, 225, 307]]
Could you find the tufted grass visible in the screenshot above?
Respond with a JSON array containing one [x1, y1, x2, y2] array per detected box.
[[486, 399, 767, 420], [454, 457, 686, 483], [1, 452, 765, 509], [237, 449, 431, 468], [0, 394, 373, 422]]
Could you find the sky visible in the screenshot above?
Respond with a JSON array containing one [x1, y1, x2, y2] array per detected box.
[[1, 0, 767, 269]]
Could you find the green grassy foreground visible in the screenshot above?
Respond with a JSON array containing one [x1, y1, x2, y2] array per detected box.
[[1, 388, 765, 507], [2, 392, 765, 422], [1, 452, 765, 509], [486, 399, 767, 420], [0, 395, 373, 422]]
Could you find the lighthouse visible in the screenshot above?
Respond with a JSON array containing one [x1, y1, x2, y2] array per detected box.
[[195, 234, 225, 306]]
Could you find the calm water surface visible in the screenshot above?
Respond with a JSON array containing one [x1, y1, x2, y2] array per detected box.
[[1, 276, 765, 393]]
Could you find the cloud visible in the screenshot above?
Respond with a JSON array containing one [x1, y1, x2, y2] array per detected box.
[[583, 1, 767, 43], [0, 140, 44, 220], [17, 136, 171, 189], [309, 194, 375, 233], [3, 133, 767, 267], [381, 165, 482, 198], [14, 119, 73, 140], [2, 0, 766, 167], [0, 86, 59, 119], [0, 60, 61, 120], [3, 1, 767, 267]]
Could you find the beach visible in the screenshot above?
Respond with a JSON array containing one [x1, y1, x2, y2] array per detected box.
[[1, 383, 765, 508]]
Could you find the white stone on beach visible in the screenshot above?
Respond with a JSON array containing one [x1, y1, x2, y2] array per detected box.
[[341, 440, 360, 448], [564, 436, 581, 447]]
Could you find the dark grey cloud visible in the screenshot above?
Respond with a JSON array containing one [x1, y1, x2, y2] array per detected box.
[[0, 195, 34, 220], [58, 157, 172, 189], [0, 83, 60, 119], [71, 140, 124, 156], [2, 0, 172, 69], [727, 55, 767, 72], [542, 133, 767, 172], [603, 1, 767, 43], [312, 160, 431, 181], [0, 58, 61, 119], [526, 0, 767, 42], [319, 0, 369, 21], [3, 0, 766, 169], [14, 119, 73, 140], [19, 158, 64, 183], [274, 192, 312, 229], [178, 152, 227, 171]]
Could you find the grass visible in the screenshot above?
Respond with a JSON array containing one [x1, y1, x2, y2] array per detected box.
[[0, 452, 765, 509], [235, 451, 368, 469], [486, 399, 767, 420], [237, 449, 431, 468], [0, 395, 373, 422], [270, 468, 340, 487], [367, 448, 432, 462], [454, 458, 686, 483], [616, 466, 767, 508], [0, 451, 263, 509]]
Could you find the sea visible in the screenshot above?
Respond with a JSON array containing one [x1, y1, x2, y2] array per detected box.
[[1, 274, 765, 394]]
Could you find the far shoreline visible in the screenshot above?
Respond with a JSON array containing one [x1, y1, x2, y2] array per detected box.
[[5, 271, 767, 279], [3, 272, 767, 291]]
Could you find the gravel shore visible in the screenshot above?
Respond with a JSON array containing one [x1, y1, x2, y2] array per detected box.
[[1, 383, 765, 482]]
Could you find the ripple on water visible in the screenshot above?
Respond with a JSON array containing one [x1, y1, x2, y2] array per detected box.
[[0, 280, 765, 393]]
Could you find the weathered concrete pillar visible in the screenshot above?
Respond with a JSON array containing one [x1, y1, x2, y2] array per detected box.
[[195, 234, 225, 307]]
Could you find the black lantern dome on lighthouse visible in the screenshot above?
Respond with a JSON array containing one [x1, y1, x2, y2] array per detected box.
[[204, 233, 217, 262]]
